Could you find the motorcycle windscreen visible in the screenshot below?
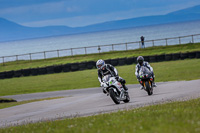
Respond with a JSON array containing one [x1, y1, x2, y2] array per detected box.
[[102, 74, 112, 82], [139, 66, 151, 76]]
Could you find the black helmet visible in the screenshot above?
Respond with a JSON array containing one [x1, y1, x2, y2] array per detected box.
[[137, 56, 144, 65]]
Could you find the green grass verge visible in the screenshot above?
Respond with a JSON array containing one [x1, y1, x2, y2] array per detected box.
[[0, 43, 200, 72], [0, 59, 199, 96], [1, 98, 200, 132]]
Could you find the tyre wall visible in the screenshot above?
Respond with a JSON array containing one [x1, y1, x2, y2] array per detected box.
[[0, 51, 199, 79]]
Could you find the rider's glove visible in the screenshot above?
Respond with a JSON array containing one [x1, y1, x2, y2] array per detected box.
[[115, 76, 119, 80], [136, 75, 140, 79], [100, 82, 104, 87]]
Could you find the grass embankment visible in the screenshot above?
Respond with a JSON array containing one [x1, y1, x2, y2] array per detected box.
[[1, 98, 200, 132], [0, 58, 199, 96], [0, 43, 200, 72]]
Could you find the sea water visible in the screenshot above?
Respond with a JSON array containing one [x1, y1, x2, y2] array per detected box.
[[0, 20, 200, 61]]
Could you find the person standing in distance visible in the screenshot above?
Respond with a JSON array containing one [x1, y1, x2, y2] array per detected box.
[[140, 36, 145, 48]]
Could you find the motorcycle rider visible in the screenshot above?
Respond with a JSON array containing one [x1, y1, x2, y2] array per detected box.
[[135, 56, 157, 89], [96, 59, 128, 94]]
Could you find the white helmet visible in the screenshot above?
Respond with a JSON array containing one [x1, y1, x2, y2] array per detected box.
[[96, 59, 105, 69]]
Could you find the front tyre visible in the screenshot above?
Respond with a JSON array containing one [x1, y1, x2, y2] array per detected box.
[[145, 81, 153, 95], [109, 89, 120, 104]]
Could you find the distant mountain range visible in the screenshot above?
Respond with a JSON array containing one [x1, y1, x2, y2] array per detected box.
[[0, 5, 200, 42]]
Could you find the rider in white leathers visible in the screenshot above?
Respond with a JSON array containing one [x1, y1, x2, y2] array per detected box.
[[96, 59, 128, 93]]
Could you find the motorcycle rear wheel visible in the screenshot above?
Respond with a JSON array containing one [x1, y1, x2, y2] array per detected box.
[[109, 89, 120, 104]]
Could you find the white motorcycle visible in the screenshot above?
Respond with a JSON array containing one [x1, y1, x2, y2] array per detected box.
[[102, 75, 130, 104]]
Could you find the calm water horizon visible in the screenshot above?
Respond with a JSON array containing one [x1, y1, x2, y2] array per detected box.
[[0, 20, 200, 57]]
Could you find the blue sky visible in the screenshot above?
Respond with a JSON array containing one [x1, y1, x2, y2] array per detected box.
[[0, 0, 200, 27]]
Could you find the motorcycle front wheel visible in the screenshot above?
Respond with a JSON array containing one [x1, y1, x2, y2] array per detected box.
[[145, 81, 153, 95], [109, 89, 120, 104]]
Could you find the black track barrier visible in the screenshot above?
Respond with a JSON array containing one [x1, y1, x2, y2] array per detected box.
[[46, 66, 55, 74], [149, 55, 157, 62], [70, 63, 80, 71], [86, 61, 95, 69], [54, 65, 63, 73], [31, 68, 39, 76], [126, 57, 135, 65], [63, 64, 71, 72], [79, 62, 87, 70], [172, 53, 181, 60], [14, 70, 22, 77], [143, 56, 150, 62], [196, 51, 200, 58], [180, 52, 189, 60], [156, 54, 165, 62], [118, 58, 127, 66], [110, 58, 119, 66], [21, 69, 31, 76], [165, 54, 172, 61], [5, 71, 14, 78], [104, 59, 111, 64], [1, 51, 200, 80], [188, 51, 196, 59], [38, 67, 47, 75], [0, 99, 17, 103], [0, 72, 5, 79]]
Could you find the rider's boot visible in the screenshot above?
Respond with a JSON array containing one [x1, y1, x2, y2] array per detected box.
[[102, 88, 107, 94], [152, 77, 157, 87], [140, 85, 144, 90], [152, 82, 157, 87], [122, 84, 128, 91]]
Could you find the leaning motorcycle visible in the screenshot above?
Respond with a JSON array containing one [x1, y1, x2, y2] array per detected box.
[[102, 75, 130, 104], [138, 66, 153, 95]]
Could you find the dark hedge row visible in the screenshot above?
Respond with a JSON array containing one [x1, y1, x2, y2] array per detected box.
[[0, 51, 199, 79]]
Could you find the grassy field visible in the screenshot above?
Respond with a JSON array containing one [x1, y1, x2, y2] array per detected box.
[[0, 58, 199, 96], [1, 97, 200, 133], [0, 43, 200, 72]]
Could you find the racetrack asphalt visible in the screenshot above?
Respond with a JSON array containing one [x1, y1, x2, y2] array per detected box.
[[0, 79, 200, 128]]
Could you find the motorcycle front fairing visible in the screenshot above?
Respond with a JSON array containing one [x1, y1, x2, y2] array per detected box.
[[102, 75, 130, 104], [138, 66, 154, 89], [103, 75, 122, 91], [138, 66, 153, 81], [102, 75, 123, 95]]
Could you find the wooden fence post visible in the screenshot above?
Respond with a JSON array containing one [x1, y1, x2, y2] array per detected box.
[[152, 40, 154, 47], [192, 35, 194, 43], [29, 53, 32, 61], [44, 51, 46, 59], [57, 50, 60, 57], [71, 48, 73, 56], [85, 47, 87, 55]]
